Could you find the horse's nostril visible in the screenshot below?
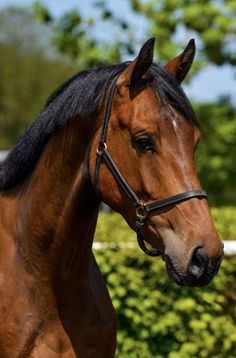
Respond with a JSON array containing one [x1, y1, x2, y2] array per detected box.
[[188, 247, 209, 279]]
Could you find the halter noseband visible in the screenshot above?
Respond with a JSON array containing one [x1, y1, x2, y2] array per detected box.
[[93, 74, 207, 256]]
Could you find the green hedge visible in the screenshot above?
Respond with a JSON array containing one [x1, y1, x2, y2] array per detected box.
[[212, 207, 236, 241], [93, 208, 236, 358]]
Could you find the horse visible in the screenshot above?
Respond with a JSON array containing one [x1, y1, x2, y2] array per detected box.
[[0, 38, 223, 357]]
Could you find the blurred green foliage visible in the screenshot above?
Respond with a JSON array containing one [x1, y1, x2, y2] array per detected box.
[[0, 7, 76, 147], [33, 1, 125, 68], [129, 0, 236, 70], [195, 99, 236, 206], [94, 212, 236, 357], [33, 0, 236, 72], [212, 207, 236, 242]]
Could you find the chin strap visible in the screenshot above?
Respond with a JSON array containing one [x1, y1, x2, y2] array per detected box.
[[136, 220, 161, 257]]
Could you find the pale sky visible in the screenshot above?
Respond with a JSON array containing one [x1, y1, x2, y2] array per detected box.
[[0, 0, 235, 102]]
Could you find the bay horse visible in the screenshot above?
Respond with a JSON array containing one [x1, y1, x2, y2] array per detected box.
[[0, 38, 223, 357]]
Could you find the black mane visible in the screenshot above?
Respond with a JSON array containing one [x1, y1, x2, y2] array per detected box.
[[0, 61, 197, 190]]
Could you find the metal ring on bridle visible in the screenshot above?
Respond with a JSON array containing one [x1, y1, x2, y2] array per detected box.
[[96, 142, 107, 156], [136, 203, 147, 223]]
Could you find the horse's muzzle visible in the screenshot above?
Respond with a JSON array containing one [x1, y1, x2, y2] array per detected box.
[[164, 247, 224, 287]]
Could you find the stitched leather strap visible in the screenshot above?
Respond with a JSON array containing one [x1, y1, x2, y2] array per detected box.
[[102, 150, 141, 207], [144, 190, 207, 213], [93, 74, 120, 197], [136, 220, 161, 256]]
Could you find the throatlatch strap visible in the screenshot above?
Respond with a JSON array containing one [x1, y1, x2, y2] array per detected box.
[[93, 74, 120, 197], [100, 75, 120, 143], [102, 151, 141, 207]]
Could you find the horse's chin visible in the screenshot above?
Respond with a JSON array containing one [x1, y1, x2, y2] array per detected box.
[[163, 254, 218, 288]]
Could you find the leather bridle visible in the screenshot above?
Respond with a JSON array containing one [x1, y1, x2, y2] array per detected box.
[[93, 74, 207, 256]]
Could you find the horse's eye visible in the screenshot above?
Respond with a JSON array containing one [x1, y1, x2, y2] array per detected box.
[[133, 135, 154, 153]]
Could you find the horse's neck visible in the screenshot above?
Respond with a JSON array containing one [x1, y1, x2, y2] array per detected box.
[[18, 117, 99, 276]]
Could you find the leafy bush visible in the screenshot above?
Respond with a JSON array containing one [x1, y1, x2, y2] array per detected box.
[[195, 100, 236, 206], [212, 207, 236, 241], [94, 210, 236, 357]]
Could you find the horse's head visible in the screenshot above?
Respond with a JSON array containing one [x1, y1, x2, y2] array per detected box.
[[90, 39, 223, 287]]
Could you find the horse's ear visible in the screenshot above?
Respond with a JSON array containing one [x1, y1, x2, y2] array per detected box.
[[164, 39, 195, 83], [130, 38, 155, 86], [118, 38, 155, 90]]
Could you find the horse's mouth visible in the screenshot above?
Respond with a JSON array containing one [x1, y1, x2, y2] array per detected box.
[[163, 254, 220, 287]]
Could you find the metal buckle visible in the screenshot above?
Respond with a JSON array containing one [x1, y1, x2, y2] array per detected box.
[[136, 202, 147, 223], [96, 142, 107, 156]]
